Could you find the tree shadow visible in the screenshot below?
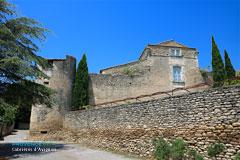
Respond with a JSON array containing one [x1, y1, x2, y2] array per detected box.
[[0, 142, 72, 159]]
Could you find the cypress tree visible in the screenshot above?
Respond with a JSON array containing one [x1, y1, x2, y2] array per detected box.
[[211, 36, 226, 87], [72, 54, 89, 109], [224, 49, 236, 79]]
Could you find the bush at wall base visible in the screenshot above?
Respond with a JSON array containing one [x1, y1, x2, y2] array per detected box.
[[152, 138, 170, 160], [235, 152, 240, 160], [188, 150, 204, 160], [152, 138, 188, 160], [207, 142, 225, 157]]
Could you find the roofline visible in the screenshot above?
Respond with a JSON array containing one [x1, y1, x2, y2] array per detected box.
[[148, 44, 196, 49], [47, 59, 65, 61], [138, 46, 148, 60], [153, 40, 193, 48], [138, 44, 197, 60], [45, 55, 75, 62], [100, 60, 141, 73]]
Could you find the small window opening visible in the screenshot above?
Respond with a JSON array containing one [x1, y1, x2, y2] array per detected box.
[[44, 81, 49, 85], [40, 131, 48, 134]]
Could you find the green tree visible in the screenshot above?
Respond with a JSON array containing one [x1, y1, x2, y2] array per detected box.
[[211, 36, 226, 87], [224, 49, 236, 79], [72, 54, 89, 109], [0, 0, 53, 123]]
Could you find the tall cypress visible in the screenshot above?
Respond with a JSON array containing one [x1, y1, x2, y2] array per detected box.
[[224, 49, 236, 79], [211, 36, 226, 87], [72, 54, 89, 109]]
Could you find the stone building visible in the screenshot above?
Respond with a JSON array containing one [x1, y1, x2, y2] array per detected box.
[[30, 40, 206, 134], [89, 40, 206, 105], [30, 55, 76, 135]]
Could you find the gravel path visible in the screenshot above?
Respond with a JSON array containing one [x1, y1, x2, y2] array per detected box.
[[0, 130, 139, 160]]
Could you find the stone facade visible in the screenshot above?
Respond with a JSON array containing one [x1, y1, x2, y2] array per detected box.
[[63, 85, 240, 159], [31, 85, 240, 159], [30, 55, 76, 135], [65, 84, 240, 130], [89, 40, 207, 105]]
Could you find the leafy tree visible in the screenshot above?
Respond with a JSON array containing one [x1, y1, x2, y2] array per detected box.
[[0, 99, 15, 125], [211, 36, 226, 87], [224, 49, 236, 79], [0, 0, 53, 123], [72, 54, 89, 109]]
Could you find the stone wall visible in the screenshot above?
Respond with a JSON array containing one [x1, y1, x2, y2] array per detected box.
[[89, 72, 159, 105], [0, 123, 14, 136], [89, 54, 205, 105], [88, 41, 205, 105], [64, 85, 240, 159], [30, 55, 76, 135], [100, 59, 148, 75]]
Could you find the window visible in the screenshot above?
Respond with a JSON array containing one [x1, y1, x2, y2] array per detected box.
[[43, 81, 49, 85], [173, 66, 182, 82], [171, 49, 180, 56]]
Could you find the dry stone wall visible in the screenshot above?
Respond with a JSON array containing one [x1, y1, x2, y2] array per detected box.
[[63, 85, 240, 159], [66, 85, 240, 130]]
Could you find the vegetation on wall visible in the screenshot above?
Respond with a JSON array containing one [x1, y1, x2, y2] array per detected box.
[[72, 54, 89, 109], [236, 71, 240, 77], [200, 66, 211, 78], [211, 36, 226, 87], [0, 0, 53, 126], [207, 142, 225, 157], [125, 101, 132, 104], [123, 66, 134, 76]]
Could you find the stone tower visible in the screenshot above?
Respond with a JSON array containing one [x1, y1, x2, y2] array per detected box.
[[30, 55, 76, 135]]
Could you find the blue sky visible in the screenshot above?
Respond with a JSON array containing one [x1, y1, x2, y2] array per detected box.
[[13, 0, 240, 73]]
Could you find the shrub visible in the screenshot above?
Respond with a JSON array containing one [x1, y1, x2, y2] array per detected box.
[[195, 153, 204, 160], [223, 80, 240, 86], [235, 152, 240, 160], [3, 107, 15, 126], [125, 101, 131, 104], [153, 138, 188, 160], [188, 149, 204, 160], [153, 138, 170, 160], [0, 99, 16, 126], [200, 66, 211, 78], [236, 71, 240, 77], [170, 139, 188, 160], [188, 149, 197, 157], [207, 142, 224, 157]]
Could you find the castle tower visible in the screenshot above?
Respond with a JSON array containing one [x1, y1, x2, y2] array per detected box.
[[30, 55, 76, 135]]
